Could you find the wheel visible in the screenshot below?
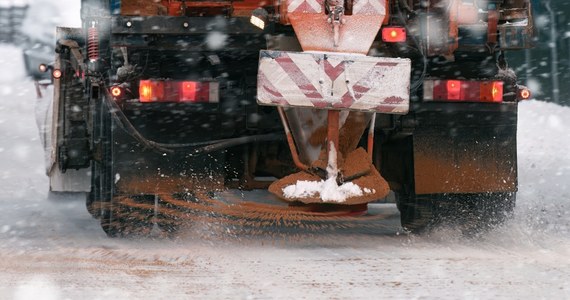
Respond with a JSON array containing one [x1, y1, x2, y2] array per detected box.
[[397, 190, 516, 234], [86, 137, 108, 219], [86, 189, 100, 218], [397, 190, 436, 233]]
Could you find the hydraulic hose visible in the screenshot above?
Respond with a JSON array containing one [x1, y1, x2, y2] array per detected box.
[[102, 87, 283, 155]]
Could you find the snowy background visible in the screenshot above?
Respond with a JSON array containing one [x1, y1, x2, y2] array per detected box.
[[0, 0, 569, 299]]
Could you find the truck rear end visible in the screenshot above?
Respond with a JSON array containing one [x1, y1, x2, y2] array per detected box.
[[45, 0, 533, 236]]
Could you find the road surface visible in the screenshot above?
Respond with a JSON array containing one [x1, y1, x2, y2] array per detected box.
[[0, 45, 569, 299]]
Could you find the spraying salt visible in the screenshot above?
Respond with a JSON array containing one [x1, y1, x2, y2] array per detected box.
[[282, 177, 367, 203], [282, 142, 372, 203]]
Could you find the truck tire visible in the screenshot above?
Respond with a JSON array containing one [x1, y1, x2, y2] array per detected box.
[[89, 96, 157, 237], [397, 191, 436, 233], [398, 191, 516, 234]]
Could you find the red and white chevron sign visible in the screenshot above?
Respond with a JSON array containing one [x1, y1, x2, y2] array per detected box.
[[287, 0, 385, 15], [257, 50, 411, 114], [287, 0, 323, 13]]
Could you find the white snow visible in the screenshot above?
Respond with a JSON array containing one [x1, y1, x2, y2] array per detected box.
[[205, 31, 228, 50], [13, 277, 61, 300], [0, 45, 26, 81], [325, 141, 338, 179], [0, 0, 28, 8], [20, 0, 81, 45], [282, 137, 375, 203], [282, 141, 366, 203], [283, 177, 367, 203]]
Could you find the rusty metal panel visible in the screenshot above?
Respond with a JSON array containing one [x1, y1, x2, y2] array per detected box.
[[413, 124, 517, 195], [286, 0, 386, 54], [257, 50, 410, 114], [498, 21, 533, 50]]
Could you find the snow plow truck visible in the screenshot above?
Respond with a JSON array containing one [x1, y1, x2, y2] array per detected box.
[[40, 0, 534, 236]]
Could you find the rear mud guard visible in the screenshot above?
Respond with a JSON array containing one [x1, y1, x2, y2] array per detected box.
[[412, 106, 518, 195]]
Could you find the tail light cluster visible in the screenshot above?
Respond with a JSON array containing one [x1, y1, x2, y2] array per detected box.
[[423, 79, 504, 103], [138, 80, 219, 103]]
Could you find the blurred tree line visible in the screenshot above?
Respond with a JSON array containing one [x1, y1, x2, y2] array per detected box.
[[508, 0, 570, 105], [0, 1, 28, 45]]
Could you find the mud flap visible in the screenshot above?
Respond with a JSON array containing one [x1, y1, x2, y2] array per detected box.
[[413, 123, 517, 195]]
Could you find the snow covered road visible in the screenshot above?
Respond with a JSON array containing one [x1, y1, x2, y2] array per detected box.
[[1, 45, 570, 299]]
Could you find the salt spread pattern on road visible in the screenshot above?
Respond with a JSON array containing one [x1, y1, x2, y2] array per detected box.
[[0, 44, 569, 299]]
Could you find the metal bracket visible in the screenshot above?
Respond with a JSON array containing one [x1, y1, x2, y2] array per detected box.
[[326, 0, 346, 46]]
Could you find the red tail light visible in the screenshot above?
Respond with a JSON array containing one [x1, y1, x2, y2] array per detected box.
[[446, 80, 461, 100], [424, 79, 504, 103], [182, 81, 197, 101], [139, 80, 219, 103], [381, 27, 406, 43]]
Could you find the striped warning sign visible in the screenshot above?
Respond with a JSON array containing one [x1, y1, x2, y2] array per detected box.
[[287, 0, 385, 15], [257, 50, 411, 114]]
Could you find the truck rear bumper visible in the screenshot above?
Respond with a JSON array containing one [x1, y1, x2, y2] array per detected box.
[[110, 122, 226, 195]]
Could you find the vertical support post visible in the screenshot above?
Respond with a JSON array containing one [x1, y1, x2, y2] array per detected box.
[[544, 1, 560, 104], [326, 110, 340, 179], [367, 113, 376, 162], [277, 107, 309, 171], [35, 81, 43, 99], [487, 4, 499, 47]]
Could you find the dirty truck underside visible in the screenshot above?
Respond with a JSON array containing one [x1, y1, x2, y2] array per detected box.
[[47, 0, 532, 236]]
